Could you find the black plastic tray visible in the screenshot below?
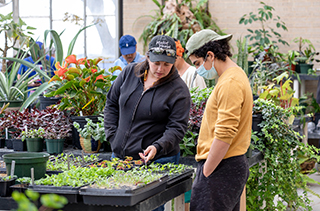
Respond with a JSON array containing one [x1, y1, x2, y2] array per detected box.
[[28, 184, 84, 203], [79, 175, 168, 206], [10, 184, 28, 193], [167, 168, 194, 187]]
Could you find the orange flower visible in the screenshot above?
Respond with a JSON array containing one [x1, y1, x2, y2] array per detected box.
[[84, 76, 91, 82], [77, 58, 87, 65], [65, 54, 77, 64], [94, 75, 104, 83], [91, 68, 97, 73], [55, 61, 68, 70], [54, 68, 68, 77]]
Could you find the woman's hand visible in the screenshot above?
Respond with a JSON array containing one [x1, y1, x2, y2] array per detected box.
[[139, 145, 157, 163]]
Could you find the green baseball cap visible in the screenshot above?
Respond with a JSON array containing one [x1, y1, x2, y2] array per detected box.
[[185, 29, 232, 57]]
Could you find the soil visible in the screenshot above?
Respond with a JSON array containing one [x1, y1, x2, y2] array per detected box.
[[300, 159, 316, 173]]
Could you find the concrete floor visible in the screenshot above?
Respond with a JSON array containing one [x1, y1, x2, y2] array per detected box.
[[298, 171, 320, 210]]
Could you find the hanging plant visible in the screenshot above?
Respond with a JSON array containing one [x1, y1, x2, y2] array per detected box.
[[136, 0, 226, 53]]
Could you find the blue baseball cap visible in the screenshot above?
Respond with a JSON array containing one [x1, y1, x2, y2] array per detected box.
[[119, 35, 137, 55], [36, 41, 44, 50]]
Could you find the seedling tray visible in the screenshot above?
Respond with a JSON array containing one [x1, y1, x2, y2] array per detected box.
[[167, 168, 194, 187], [10, 184, 28, 193], [79, 175, 168, 206], [28, 184, 84, 203]]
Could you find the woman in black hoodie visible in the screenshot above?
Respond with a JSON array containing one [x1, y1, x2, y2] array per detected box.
[[104, 35, 191, 164]]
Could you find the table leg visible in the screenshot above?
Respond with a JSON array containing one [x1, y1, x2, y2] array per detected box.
[[293, 79, 299, 99], [164, 200, 172, 211], [174, 194, 185, 211], [301, 80, 306, 98]]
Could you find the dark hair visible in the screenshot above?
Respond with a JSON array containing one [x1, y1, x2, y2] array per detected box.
[[134, 52, 176, 86], [192, 39, 232, 61]]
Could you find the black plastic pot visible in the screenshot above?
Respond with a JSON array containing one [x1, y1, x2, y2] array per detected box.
[[5, 139, 13, 149], [12, 139, 27, 151], [0, 177, 17, 197], [39, 95, 62, 110], [70, 115, 100, 149], [252, 113, 263, 134], [10, 184, 28, 193], [0, 138, 5, 148]]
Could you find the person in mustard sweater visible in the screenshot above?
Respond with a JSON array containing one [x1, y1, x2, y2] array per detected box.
[[185, 29, 252, 211]]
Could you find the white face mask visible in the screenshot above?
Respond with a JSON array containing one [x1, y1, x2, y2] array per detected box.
[[196, 54, 218, 80]]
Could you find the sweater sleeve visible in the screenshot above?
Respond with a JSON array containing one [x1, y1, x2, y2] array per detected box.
[[214, 78, 243, 144]]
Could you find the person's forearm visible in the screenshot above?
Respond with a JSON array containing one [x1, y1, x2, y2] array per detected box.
[[203, 138, 230, 177]]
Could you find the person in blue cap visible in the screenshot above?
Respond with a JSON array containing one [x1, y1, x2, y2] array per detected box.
[[112, 35, 145, 75], [17, 41, 56, 94]]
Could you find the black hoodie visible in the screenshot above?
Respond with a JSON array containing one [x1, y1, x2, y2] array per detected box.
[[104, 63, 191, 160]]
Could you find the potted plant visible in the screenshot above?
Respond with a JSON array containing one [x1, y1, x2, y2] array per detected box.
[[180, 87, 213, 157], [0, 175, 17, 197], [239, 2, 289, 57], [45, 54, 118, 149], [73, 115, 105, 153], [41, 107, 72, 154], [21, 127, 45, 152], [137, 0, 225, 53], [285, 50, 300, 73], [294, 37, 320, 74], [248, 99, 320, 210], [0, 109, 27, 151]]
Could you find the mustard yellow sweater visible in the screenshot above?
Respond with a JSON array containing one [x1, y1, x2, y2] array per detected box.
[[195, 66, 253, 161]]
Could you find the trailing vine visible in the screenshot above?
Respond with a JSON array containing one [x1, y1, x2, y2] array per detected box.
[[247, 99, 320, 210]]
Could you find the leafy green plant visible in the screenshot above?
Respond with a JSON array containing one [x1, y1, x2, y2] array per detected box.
[[92, 169, 164, 189], [73, 114, 106, 142], [259, 72, 299, 110], [180, 130, 197, 157], [0, 175, 17, 181], [0, 12, 36, 72], [0, 48, 40, 102], [239, 2, 289, 56], [46, 153, 100, 171], [35, 166, 114, 187], [247, 99, 320, 210], [12, 189, 68, 211], [293, 37, 320, 64], [136, 0, 225, 53], [45, 56, 117, 116], [181, 87, 213, 157], [21, 127, 45, 141], [235, 37, 249, 75], [2, 25, 94, 111]]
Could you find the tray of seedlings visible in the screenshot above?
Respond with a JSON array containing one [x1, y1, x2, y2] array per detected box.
[[29, 166, 114, 203], [10, 177, 31, 193], [79, 169, 168, 206], [46, 153, 101, 175], [138, 163, 194, 187], [87, 156, 145, 171]]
